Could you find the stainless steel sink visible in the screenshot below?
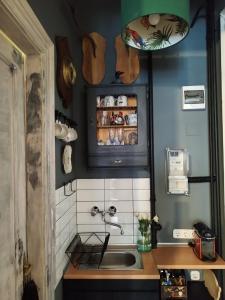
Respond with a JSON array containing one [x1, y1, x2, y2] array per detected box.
[[79, 248, 143, 270]]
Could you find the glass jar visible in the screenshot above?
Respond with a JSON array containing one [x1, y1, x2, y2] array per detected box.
[[137, 227, 151, 252]]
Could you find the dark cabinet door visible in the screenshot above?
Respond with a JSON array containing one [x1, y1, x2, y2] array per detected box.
[[64, 291, 159, 300], [64, 279, 159, 300], [86, 84, 148, 167]]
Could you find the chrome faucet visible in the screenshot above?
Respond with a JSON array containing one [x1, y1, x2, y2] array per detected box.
[[90, 206, 124, 235]]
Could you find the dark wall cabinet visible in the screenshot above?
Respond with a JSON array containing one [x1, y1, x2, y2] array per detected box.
[[64, 279, 159, 300], [86, 85, 148, 168]]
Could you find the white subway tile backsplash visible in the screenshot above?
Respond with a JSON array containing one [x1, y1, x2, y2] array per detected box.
[[56, 225, 70, 254], [105, 189, 132, 201], [55, 184, 77, 287], [56, 237, 70, 270], [78, 224, 105, 233], [106, 224, 133, 236], [58, 186, 67, 202], [70, 203, 77, 214], [77, 189, 104, 202], [77, 212, 104, 225], [55, 177, 151, 287], [109, 213, 133, 224], [56, 195, 74, 221], [55, 189, 60, 205], [105, 201, 133, 213], [133, 215, 139, 224], [70, 191, 77, 204], [77, 179, 104, 190], [133, 201, 150, 213], [105, 178, 132, 190], [133, 178, 150, 190], [56, 209, 71, 236], [134, 223, 139, 235], [133, 189, 150, 201], [77, 201, 104, 213], [69, 218, 77, 240], [71, 179, 77, 191]]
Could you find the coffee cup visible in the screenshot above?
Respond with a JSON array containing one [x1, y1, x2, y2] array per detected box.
[[127, 113, 137, 125], [117, 95, 127, 106], [104, 96, 115, 107]]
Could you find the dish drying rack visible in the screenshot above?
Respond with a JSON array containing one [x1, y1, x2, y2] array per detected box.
[[65, 232, 110, 268]]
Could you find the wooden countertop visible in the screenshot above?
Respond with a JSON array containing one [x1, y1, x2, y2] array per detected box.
[[152, 246, 225, 270], [64, 246, 225, 280]]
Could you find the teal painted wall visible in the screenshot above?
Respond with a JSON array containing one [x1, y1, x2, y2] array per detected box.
[[28, 0, 80, 189], [153, 1, 210, 243], [71, 0, 150, 179], [27, 0, 214, 296], [28, 0, 211, 242]]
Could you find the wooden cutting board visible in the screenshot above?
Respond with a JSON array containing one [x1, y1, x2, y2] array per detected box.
[[115, 35, 140, 84], [82, 32, 106, 85]]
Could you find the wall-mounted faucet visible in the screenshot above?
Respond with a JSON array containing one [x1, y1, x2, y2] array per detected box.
[[90, 206, 124, 235]]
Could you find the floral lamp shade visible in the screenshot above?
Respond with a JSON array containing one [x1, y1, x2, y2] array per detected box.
[[121, 0, 190, 51]]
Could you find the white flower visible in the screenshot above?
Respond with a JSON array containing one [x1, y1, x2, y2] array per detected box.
[[137, 213, 150, 221], [153, 215, 159, 223]]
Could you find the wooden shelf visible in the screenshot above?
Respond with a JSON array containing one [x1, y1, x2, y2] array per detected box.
[[97, 125, 137, 129], [97, 106, 137, 111], [153, 246, 225, 270]]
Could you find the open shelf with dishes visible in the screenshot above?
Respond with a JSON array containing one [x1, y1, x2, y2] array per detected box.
[[96, 100, 138, 146], [86, 84, 148, 167]]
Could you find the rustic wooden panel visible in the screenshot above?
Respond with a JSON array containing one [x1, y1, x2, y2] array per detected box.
[[26, 59, 44, 300], [0, 33, 26, 300], [0, 2, 55, 300]]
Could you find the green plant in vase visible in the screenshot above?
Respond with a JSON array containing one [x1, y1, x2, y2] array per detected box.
[[136, 213, 151, 252], [136, 213, 160, 252]]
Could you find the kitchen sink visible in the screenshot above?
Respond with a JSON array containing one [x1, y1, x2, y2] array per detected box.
[[79, 248, 143, 270]]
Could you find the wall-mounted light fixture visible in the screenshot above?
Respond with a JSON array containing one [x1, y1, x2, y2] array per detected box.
[[121, 0, 190, 51]]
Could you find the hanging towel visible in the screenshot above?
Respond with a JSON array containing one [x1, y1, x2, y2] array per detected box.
[[22, 280, 39, 300]]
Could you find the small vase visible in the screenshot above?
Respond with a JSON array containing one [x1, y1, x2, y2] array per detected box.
[[137, 229, 151, 252]]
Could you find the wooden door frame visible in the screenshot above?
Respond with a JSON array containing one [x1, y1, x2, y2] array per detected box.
[[0, 1, 55, 299]]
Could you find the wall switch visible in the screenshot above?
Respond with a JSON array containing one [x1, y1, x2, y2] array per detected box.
[[190, 270, 200, 281], [173, 229, 195, 239]]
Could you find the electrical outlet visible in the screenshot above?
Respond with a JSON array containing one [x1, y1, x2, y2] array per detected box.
[[190, 270, 200, 281], [173, 229, 195, 239]]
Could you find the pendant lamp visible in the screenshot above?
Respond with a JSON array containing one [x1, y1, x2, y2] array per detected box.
[[121, 0, 190, 51]]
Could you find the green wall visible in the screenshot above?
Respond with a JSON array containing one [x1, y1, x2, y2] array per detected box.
[[27, 0, 214, 297], [153, 1, 210, 243], [28, 0, 211, 243], [28, 0, 80, 189]]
